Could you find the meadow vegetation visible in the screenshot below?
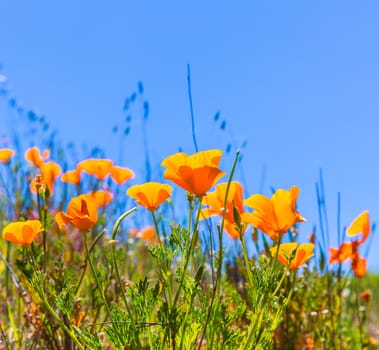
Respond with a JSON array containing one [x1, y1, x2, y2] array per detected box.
[[0, 78, 378, 349]]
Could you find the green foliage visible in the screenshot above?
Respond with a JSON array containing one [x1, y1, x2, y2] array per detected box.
[[0, 97, 378, 349]]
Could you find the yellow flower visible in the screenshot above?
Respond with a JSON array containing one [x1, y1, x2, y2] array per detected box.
[[242, 186, 305, 240], [2, 220, 43, 246], [270, 242, 314, 269], [0, 148, 15, 163], [55, 195, 98, 231], [201, 181, 246, 239], [127, 182, 172, 210], [161, 150, 226, 197]]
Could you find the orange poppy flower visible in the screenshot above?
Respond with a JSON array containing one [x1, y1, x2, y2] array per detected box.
[[110, 165, 135, 184], [25, 147, 50, 168], [127, 182, 172, 210], [77, 158, 113, 180], [129, 226, 158, 244], [360, 290, 372, 304], [2, 220, 43, 246], [329, 211, 370, 277], [30, 161, 62, 195], [352, 253, 367, 278], [269, 242, 315, 270], [161, 149, 226, 197], [201, 181, 246, 239], [86, 190, 113, 207], [0, 148, 15, 163], [61, 169, 81, 185], [55, 195, 98, 231], [346, 210, 370, 245], [242, 186, 306, 240]]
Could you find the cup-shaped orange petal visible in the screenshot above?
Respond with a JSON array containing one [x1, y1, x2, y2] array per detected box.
[[61, 169, 81, 185], [346, 210, 370, 245], [243, 186, 305, 240], [25, 147, 50, 168], [270, 242, 314, 270], [127, 182, 172, 210], [161, 150, 225, 196], [0, 148, 15, 163], [40, 161, 62, 194], [55, 195, 98, 231], [86, 190, 113, 207], [110, 166, 135, 184], [201, 181, 246, 239], [2, 220, 43, 246], [77, 158, 113, 180]]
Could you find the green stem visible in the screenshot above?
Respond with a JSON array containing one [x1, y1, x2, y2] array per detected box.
[[151, 210, 173, 307], [173, 196, 203, 307], [27, 247, 85, 350], [83, 232, 123, 343], [74, 230, 106, 295], [110, 208, 141, 345]]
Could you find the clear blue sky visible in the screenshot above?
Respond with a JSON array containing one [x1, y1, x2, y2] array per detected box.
[[1, 1, 379, 270]]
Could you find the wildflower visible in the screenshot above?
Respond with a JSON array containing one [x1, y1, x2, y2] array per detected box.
[[269, 242, 315, 270], [328, 241, 358, 264], [201, 181, 246, 239], [2, 220, 43, 246], [359, 289, 372, 304], [243, 186, 306, 240], [77, 158, 113, 180], [129, 226, 157, 244], [30, 174, 47, 194], [30, 161, 61, 195], [346, 210, 370, 245], [329, 211, 370, 277], [55, 195, 98, 231], [127, 182, 172, 210], [61, 168, 81, 185], [86, 190, 113, 207], [0, 148, 15, 163], [161, 149, 226, 197], [110, 165, 135, 184], [25, 147, 50, 168], [352, 253, 367, 278]]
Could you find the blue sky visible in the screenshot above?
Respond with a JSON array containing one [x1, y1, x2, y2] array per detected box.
[[1, 1, 379, 270]]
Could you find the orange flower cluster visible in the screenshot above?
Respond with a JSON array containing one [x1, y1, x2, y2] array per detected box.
[[329, 211, 370, 277], [64, 158, 135, 184], [0, 148, 15, 163], [270, 242, 315, 270], [161, 150, 225, 197], [242, 186, 306, 240], [201, 181, 246, 239]]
